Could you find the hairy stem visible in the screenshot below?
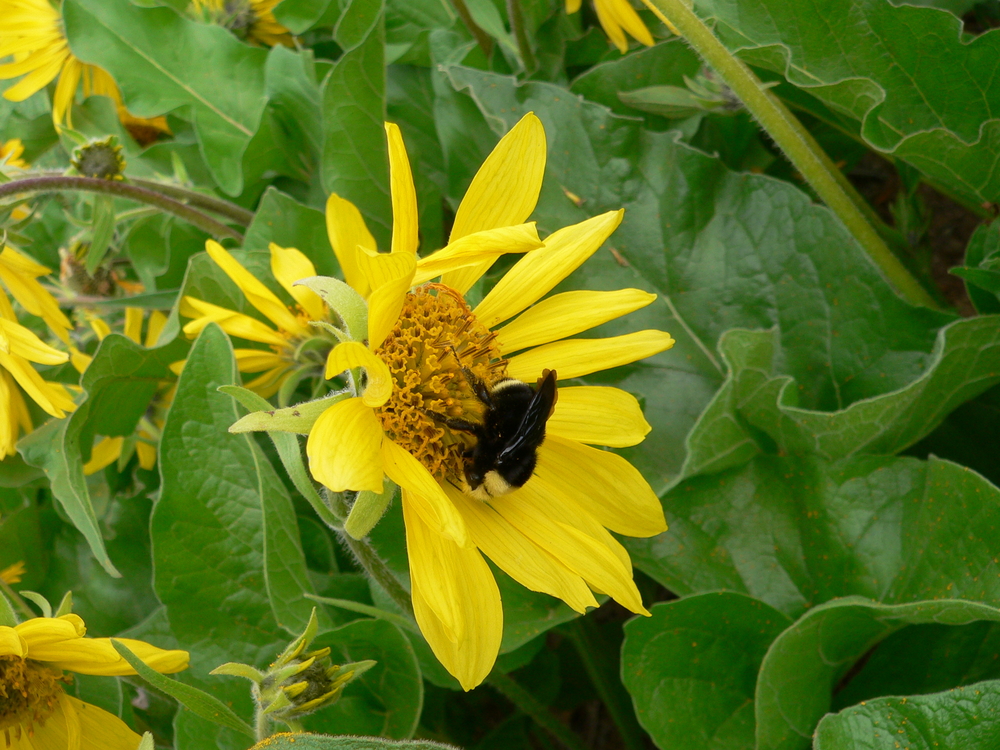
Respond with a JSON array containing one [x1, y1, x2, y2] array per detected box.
[[641, 0, 940, 309], [506, 0, 536, 72], [486, 669, 589, 750], [0, 175, 243, 242], [451, 0, 494, 57], [129, 178, 255, 226]]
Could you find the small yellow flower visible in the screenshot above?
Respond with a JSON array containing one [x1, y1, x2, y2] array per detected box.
[[191, 0, 293, 47], [72, 309, 172, 474], [180, 241, 335, 399], [0, 245, 75, 459], [0, 139, 28, 170], [0, 613, 188, 749], [309, 114, 674, 690], [0, 0, 171, 136], [0, 561, 25, 585], [566, 0, 673, 53]]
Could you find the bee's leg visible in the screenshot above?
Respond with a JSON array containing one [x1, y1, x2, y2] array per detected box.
[[422, 409, 480, 435], [442, 342, 495, 408]]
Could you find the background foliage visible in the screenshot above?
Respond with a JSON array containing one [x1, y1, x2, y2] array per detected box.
[[5, 0, 1000, 748]]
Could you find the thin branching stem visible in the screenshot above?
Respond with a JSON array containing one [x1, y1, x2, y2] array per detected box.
[[451, 0, 494, 57], [507, 0, 536, 72]]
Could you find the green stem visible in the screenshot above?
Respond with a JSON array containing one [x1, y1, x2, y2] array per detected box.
[[255, 707, 270, 743], [0, 175, 243, 242], [451, 0, 494, 57], [641, 0, 940, 310], [0, 578, 35, 620], [323, 489, 414, 619], [129, 178, 255, 226], [506, 0, 536, 72], [565, 619, 647, 750], [486, 669, 589, 750]]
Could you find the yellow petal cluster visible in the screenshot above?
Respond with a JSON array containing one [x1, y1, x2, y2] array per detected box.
[[565, 0, 666, 53], [0, 0, 170, 135], [0, 614, 188, 750], [190, 0, 293, 47], [0, 139, 28, 170], [308, 115, 674, 690]]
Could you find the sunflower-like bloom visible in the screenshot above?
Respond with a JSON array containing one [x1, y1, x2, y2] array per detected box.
[[0, 246, 75, 458], [191, 0, 293, 47], [72, 309, 171, 474], [0, 0, 170, 136], [0, 139, 28, 170], [180, 241, 338, 399], [566, 0, 672, 53], [0, 613, 188, 749], [306, 114, 674, 689]]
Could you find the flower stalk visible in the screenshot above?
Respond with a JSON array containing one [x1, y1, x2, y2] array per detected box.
[[640, 0, 940, 310], [507, 0, 536, 72], [0, 175, 244, 241]]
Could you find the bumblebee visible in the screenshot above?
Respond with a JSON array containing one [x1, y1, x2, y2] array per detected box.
[[431, 368, 558, 501]]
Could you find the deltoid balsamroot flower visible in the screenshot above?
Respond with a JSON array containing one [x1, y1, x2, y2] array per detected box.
[[565, 0, 675, 53], [72, 309, 171, 473], [180, 240, 336, 399], [190, 0, 293, 47], [308, 114, 675, 689], [0, 0, 170, 138], [212, 609, 374, 729], [0, 245, 75, 458], [0, 613, 188, 749], [0, 140, 28, 170]]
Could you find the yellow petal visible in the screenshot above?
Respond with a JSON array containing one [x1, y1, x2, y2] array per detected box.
[[496, 289, 656, 353], [326, 193, 375, 298], [234, 348, 287, 373], [243, 365, 293, 399], [123, 308, 143, 344], [566, 0, 581, 11], [180, 297, 289, 348], [386, 122, 419, 257], [358, 247, 416, 350], [270, 243, 325, 321], [90, 316, 111, 341], [444, 483, 598, 613], [475, 210, 624, 327], [594, 0, 629, 52], [306, 398, 385, 493], [497, 475, 648, 614], [506, 330, 675, 381], [412, 223, 543, 286], [547, 386, 651, 448], [0, 352, 74, 417], [0, 318, 68, 365], [205, 240, 306, 335], [145, 310, 168, 348], [442, 113, 547, 293], [83, 436, 124, 476], [599, 0, 655, 48], [324, 340, 392, 407], [381, 440, 469, 548], [537, 435, 666, 537], [136, 440, 157, 471], [404, 499, 502, 691], [49, 695, 141, 750], [0, 627, 26, 658]]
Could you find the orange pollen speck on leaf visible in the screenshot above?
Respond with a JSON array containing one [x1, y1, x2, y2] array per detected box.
[[0, 655, 69, 735], [373, 284, 507, 483]]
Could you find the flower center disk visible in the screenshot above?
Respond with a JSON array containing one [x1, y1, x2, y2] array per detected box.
[[374, 284, 506, 483], [0, 656, 68, 734]]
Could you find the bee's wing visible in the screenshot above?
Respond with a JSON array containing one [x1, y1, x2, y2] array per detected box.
[[497, 370, 558, 466]]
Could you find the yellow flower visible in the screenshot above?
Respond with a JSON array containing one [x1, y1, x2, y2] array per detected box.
[[179, 241, 335, 399], [0, 139, 28, 170], [0, 613, 188, 749], [191, 0, 293, 47], [0, 0, 171, 136], [0, 246, 75, 459], [309, 114, 675, 690], [566, 0, 674, 53], [72, 308, 172, 473], [0, 561, 25, 585]]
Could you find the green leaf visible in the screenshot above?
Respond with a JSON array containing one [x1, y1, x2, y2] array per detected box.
[[264, 46, 324, 185], [86, 195, 116, 275], [111, 639, 255, 738], [243, 187, 340, 277], [816, 679, 1000, 750], [274, 0, 341, 34], [756, 598, 1000, 750], [697, 0, 1000, 205], [242, 735, 457, 749], [621, 592, 791, 750], [20, 334, 177, 577], [63, 0, 269, 195], [321, 0, 392, 250], [306, 619, 423, 738], [954, 219, 1000, 315]]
